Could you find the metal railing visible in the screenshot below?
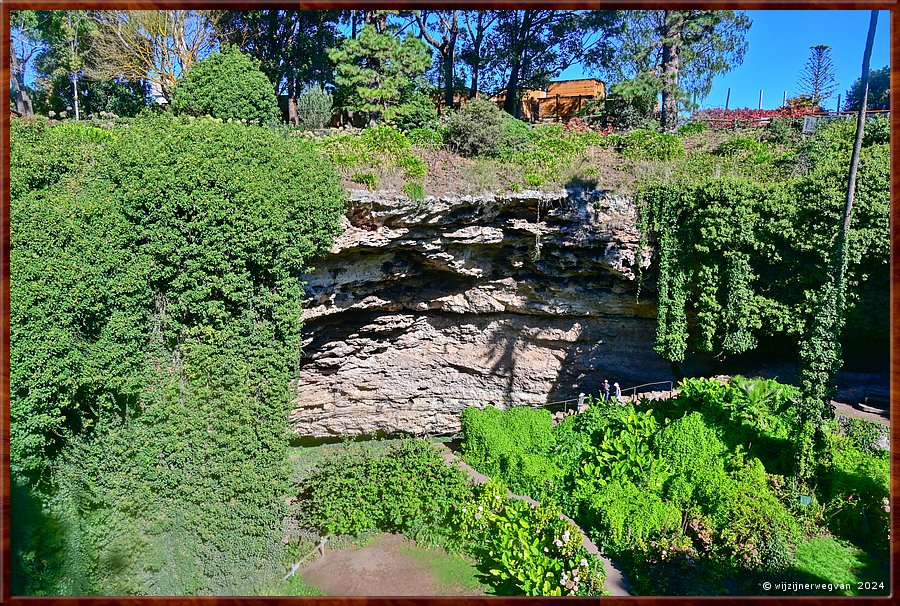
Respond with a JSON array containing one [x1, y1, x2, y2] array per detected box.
[[283, 534, 330, 580]]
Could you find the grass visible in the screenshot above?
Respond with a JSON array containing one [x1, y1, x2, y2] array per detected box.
[[398, 543, 490, 595], [786, 536, 888, 596]]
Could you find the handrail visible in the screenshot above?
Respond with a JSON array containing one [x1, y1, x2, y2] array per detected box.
[[283, 534, 330, 580]]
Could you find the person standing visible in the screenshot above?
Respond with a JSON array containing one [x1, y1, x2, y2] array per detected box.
[[613, 382, 622, 403], [602, 379, 611, 401]]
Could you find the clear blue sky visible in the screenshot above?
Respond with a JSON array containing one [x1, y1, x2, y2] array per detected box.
[[561, 10, 891, 111]]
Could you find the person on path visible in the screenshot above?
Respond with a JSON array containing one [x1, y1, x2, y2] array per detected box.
[[602, 379, 611, 401], [613, 382, 622, 403]]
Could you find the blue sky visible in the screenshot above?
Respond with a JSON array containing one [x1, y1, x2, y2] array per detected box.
[[560, 10, 891, 111]]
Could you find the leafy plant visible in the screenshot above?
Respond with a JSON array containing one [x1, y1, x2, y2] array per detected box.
[[170, 45, 279, 124], [352, 171, 377, 189], [403, 180, 425, 201], [295, 83, 333, 129], [445, 98, 505, 157]]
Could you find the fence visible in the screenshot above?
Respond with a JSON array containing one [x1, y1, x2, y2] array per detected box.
[[283, 534, 330, 580]]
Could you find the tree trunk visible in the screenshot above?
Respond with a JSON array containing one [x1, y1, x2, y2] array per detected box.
[[503, 58, 521, 116], [73, 73, 80, 121], [10, 50, 34, 116], [443, 44, 455, 108], [660, 11, 682, 131], [834, 10, 879, 319]]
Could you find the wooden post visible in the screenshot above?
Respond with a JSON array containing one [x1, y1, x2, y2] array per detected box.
[[782, 90, 787, 108], [836, 94, 842, 113], [556, 94, 560, 122], [725, 87, 731, 110], [758, 89, 763, 110]]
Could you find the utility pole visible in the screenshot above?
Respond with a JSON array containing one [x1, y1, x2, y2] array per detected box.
[[725, 87, 731, 110]]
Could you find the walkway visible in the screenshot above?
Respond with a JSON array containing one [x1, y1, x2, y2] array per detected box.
[[435, 443, 632, 596]]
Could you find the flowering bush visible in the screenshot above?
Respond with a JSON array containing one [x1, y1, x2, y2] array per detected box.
[[692, 106, 813, 130], [455, 481, 607, 596]]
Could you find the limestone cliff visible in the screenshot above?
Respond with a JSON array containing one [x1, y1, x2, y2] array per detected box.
[[291, 188, 671, 437]]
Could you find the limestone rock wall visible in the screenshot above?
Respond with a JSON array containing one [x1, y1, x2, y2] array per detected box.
[[291, 188, 670, 437]]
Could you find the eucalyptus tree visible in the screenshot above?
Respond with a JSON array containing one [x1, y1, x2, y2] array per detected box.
[[10, 10, 43, 115], [414, 10, 461, 108]]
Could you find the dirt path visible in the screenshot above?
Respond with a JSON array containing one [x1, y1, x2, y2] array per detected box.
[[435, 443, 632, 596], [300, 533, 485, 596]]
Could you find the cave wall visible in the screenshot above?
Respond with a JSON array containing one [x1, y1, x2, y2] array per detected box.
[[291, 188, 673, 437]]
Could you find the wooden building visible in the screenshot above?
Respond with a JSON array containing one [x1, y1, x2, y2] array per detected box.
[[494, 78, 606, 123]]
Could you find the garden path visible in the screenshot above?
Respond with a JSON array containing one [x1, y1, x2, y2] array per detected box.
[[300, 533, 487, 596], [435, 443, 632, 596]]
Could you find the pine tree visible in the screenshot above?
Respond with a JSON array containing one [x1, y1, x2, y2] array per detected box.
[[797, 45, 837, 105]]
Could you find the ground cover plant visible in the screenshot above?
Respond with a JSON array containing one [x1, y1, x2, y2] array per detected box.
[[459, 375, 889, 596]]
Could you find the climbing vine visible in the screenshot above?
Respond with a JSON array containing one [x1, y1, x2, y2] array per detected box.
[[635, 118, 888, 382]]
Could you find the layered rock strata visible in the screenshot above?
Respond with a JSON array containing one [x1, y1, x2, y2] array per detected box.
[[291, 188, 669, 437]]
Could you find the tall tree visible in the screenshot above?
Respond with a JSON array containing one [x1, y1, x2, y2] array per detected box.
[[35, 11, 97, 121], [10, 10, 43, 116], [328, 24, 431, 124], [844, 64, 889, 111], [460, 10, 500, 98], [490, 10, 620, 117], [797, 45, 837, 106], [87, 10, 219, 102], [414, 10, 461, 108], [590, 10, 750, 130], [215, 10, 342, 123]]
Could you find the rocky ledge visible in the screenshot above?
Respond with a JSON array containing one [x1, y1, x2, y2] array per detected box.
[[291, 188, 670, 437]]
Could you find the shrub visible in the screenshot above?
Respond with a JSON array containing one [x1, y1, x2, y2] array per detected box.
[[295, 83, 333, 129], [399, 154, 427, 180], [714, 137, 774, 163], [655, 412, 727, 482], [445, 98, 505, 157], [297, 439, 470, 538], [579, 479, 682, 552], [461, 406, 560, 499], [763, 117, 802, 145], [499, 117, 533, 153], [171, 46, 279, 124], [389, 91, 439, 132], [352, 172, 377, 189], [403, 181, 425, 201], [677, 121, 708, 136], [615, 129, 685, 160], [455, 481, 607, 596], [407, 127, 444, 149]]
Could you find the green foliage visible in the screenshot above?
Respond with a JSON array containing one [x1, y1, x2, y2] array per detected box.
[[714, 136, 774, 164], [579, 479, 682, 552], [34, 78, 150, 118], [614, 129, 685, 160], [636, 118, 888, 372], [461, 406, 560, 500], [407, 127, 444, 149], [320, 126, 428, 184], [297, 439, 470, 539], [10, 116, 345, 593], [764, 117, 802, 145], [295, 83, 333, 129], [455, 481, 606, 596], [445, 98, 505, 157], [403, 180, 425, 201], [352, 172, 378, 189], [843, 65, 890, 111], [677, 121, 709, 136], [594, 73, 661, 129], [388, 90, 439, 132], [818, 431, 889, 554], [171, 46, 279, 123], [328, 25, 431, 123], [499, 117, 534, 153]]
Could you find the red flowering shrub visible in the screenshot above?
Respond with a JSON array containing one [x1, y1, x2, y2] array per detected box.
[[692, 106, 813, 129]]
